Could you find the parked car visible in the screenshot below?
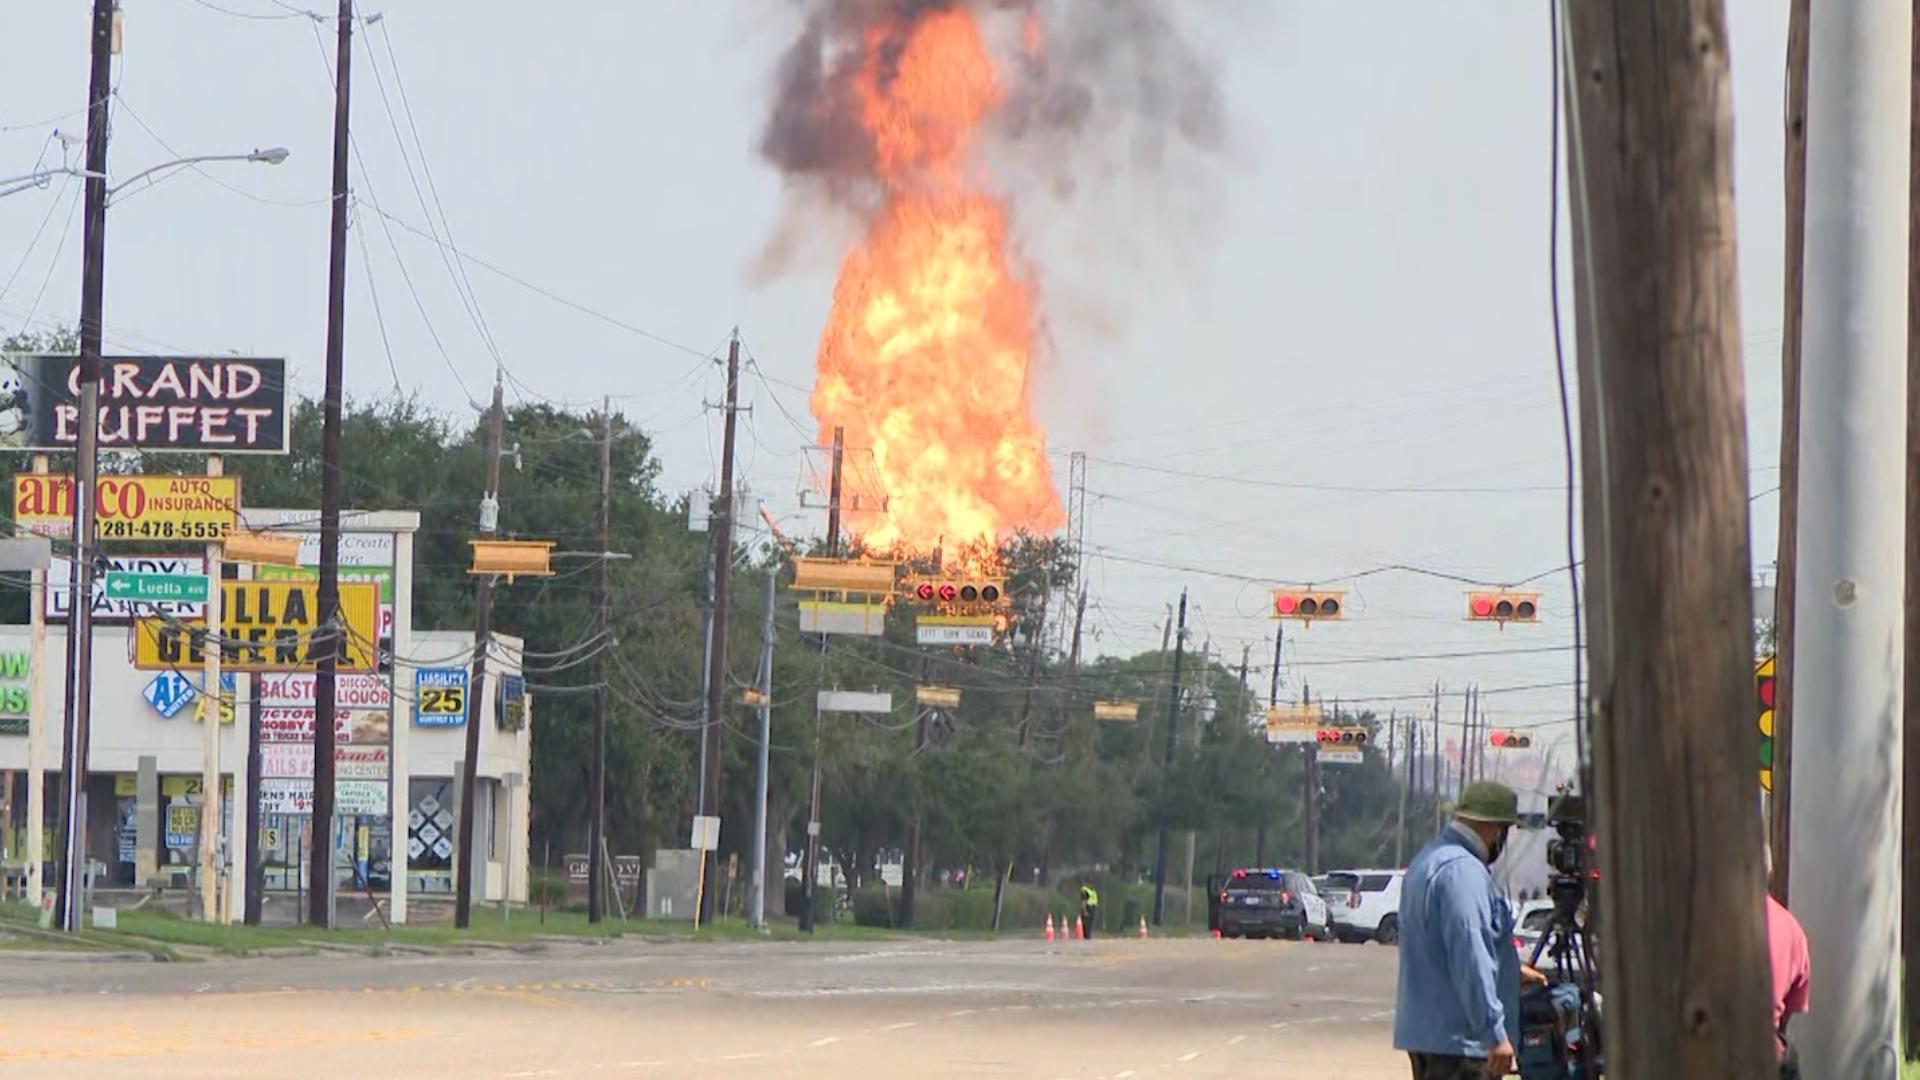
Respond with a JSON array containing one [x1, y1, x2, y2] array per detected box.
[[1311, 874, 1352, 928], [1513, 898, 1558, 967], [1215, 868, 1330, 941], [1325, 868, 1406, 944]]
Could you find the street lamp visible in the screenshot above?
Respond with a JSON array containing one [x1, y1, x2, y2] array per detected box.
[[0, 147, 288, 202]]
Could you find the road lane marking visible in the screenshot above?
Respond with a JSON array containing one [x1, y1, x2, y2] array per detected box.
[[1226, 1035, 1247, 1046], [1177, 1050, 1201, 1063], [720, 1053, 767, 1061], [809, 1036, 842, 1049], [880, 1021, 917, 1031]]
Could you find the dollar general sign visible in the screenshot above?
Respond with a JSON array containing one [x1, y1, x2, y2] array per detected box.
[[134, 581, 379, 672]]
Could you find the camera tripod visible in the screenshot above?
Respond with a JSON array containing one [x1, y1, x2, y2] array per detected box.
[[1527, 873, 1603, 1078]]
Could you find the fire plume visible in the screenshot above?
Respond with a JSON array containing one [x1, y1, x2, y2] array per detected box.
[[810, 6, 1064, 551]]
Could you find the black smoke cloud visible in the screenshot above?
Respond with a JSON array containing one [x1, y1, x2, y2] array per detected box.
[[759, 0, 1226, 197]]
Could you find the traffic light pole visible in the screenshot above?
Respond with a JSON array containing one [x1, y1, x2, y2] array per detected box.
[[455, 375, 505, 929]]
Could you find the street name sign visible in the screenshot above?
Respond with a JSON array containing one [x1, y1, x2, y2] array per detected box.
[[106, 571, 210, 604]]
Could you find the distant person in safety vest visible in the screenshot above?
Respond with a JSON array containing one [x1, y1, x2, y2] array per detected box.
[[1080, 881, 1100, 940], [1395, 781, 1536, 1078]]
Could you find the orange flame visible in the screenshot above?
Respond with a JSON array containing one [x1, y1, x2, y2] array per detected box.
[[811, 6, 1064, 551]]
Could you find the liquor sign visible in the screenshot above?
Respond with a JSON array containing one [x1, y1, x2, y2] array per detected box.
[[0, 354, 289, 453], [132, 580, 380, 672], [259, 672, 390, 709], [14, 474, 238, 541], [414, 668, 468, 727], [51, 554, 208, 621]]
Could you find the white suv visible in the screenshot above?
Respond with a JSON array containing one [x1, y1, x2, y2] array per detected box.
[[1324, 868, 1406, 944]]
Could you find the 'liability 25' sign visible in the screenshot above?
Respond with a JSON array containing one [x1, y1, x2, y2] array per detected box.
[[133, 581, 380, 672]]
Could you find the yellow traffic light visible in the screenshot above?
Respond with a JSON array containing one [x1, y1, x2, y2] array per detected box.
[[220, 530, 302, 567], [469, 539, 554, 582]]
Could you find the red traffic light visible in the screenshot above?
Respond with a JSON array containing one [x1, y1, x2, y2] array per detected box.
[[1272, 589, 1343, 621], [916, 582, 936, 602], [1490, 730, 1532, 749], [1490, 731, 1507, 747], [907, 577, 1008, 608], [938, 583, 958, 602], [1758, 675, 1775, 709], [1467, 591, 1541, 624]]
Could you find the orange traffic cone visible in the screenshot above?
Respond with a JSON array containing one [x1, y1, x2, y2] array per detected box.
[[1138, 915, 1149, 940], [1044, 913, 1055, 942], [1074, 914, 1085, 941]]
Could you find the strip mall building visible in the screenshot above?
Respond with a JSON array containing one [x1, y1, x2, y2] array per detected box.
[[0, 509, 532, 922]]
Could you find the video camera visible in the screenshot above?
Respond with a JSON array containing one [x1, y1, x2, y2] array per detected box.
[[1520, 790, 1602, 1080]]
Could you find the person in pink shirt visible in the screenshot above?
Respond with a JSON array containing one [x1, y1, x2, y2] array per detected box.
[[1767, 862, 1810, 1079]]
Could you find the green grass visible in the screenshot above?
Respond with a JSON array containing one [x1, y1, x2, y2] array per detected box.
[[0, 899, 924, 957]]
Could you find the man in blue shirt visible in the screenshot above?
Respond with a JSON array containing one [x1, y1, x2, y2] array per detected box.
[[1394, 781, 1526, 1078]]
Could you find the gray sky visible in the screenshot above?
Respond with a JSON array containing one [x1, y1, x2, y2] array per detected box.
[[0, 1, 1791, 775]]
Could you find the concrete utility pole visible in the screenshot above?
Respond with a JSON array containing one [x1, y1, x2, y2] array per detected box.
[[1395, 712, 1412, 867], [308, 0, 355, 932], [1150, 590, 1187, 925], [1561, 2, 1783, 1076], [1790, 1, 1914, 1075], [1900, 0, 1920, 1058], [1771, 0, 1811, 905], [697, 334, 742, 926], [199, 455, 223, 922], [244, 672, 263, 925], [455, 373, 505, 929], [749, 573, 774, 931], [588, 401, 612, 924], [51, 0, 116, 935]]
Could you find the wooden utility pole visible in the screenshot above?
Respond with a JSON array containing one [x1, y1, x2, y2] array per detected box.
[[1150, 590, 1187, 925], [1561, 3, 1776, 1075], [309, 0, 355, 932], [51, 0, 116, 935], [588, 400, 612, 924], [697, 334, 743, 925], [1254, 628, 1281, 865], [1901, 0, 1920, 1057], [1302, 682, 1318, 874], [798, 426, 844, 935], [1771, 0, 1810, 905], [454, 374, 504, 929], [1395, 712, 1412, 867]]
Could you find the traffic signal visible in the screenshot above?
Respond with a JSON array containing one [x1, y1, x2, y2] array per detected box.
[[907, 578, 1005, 607], [1271, 589, 1344, 622], [1757, 656, 1776, 792], [1314, 726, 1369, 746], [1466, 591, 1541, 624], [1489, 730, 1533, 749]]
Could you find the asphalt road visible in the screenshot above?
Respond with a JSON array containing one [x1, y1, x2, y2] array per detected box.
[[0, 936, 1404, 1078]]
